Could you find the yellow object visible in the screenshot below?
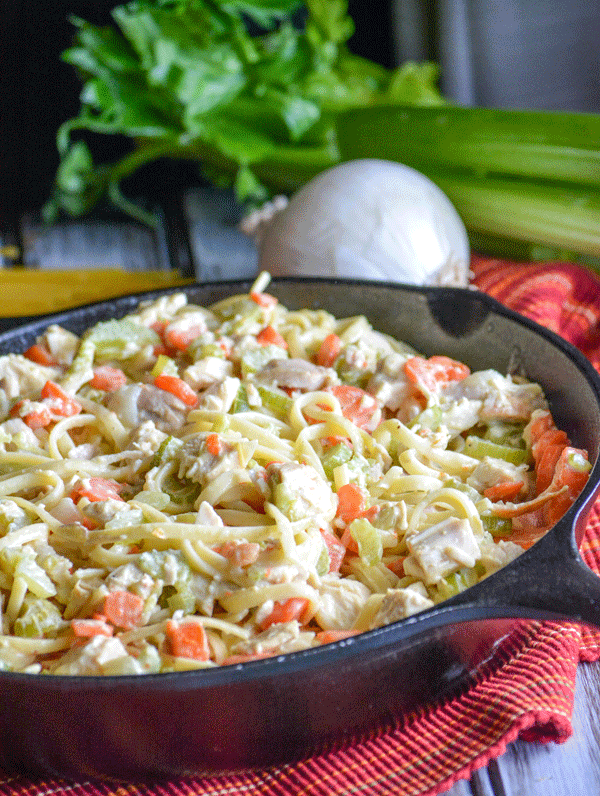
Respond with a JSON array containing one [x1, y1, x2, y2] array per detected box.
[[0, 269, 194, 316]]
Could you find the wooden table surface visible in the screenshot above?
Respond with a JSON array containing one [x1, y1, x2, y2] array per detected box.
[[2, 190, 600, 795]]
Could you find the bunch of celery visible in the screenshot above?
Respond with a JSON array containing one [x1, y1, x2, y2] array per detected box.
[[45, 0, 600, 263], [43, 0, 445, 227]]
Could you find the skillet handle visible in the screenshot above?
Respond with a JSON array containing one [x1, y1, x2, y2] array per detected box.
[[457, 511, 600, 629]]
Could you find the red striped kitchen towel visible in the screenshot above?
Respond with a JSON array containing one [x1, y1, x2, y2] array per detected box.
[[2, 256, 600, 796]]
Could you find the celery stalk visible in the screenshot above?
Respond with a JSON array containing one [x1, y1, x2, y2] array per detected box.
[[336, 105, 600, 186], [433, 172, 600, 259]]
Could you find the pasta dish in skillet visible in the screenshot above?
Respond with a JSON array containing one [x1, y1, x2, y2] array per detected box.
[[0, 274, 590, 674]]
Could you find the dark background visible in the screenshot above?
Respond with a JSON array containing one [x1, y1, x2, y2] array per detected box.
[[0, 0, 399, 221]]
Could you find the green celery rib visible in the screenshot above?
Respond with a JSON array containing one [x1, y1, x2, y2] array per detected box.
[[336, 105, 600, 185], [432, 172, 600, 257]]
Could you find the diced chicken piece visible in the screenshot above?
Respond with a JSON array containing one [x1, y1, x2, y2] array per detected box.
[[268, 461, 337, 522], [107, 384, 188, 433], [196, 501, 224, 527], [191, 573, 235, 616], [443, 370, 546, 422], [334, 343, 377, 382], [53, 635, 143, 676], [164, 311, 209, 344], [0, 354, 60, 401], [366, 352, 413, 412], [41, 325, 80, 366], [128, 420, 168, 457], [176, 433, 243, 486], [231, 621, 315, 656], [80, 498, 131, 528], [404, 517, 481, 585], [66, 443, 97, 460], [129, 293, 189, 327], [313, 574, 371, 630], [184, 357, 233, 391], [438, 397, 482, 437], [217, 540, 261, 569], [105, 563, 155, 599], [196, 376, 240, 413], [466, 457, 529, 495], [0, 499, 28, 533], [255, 358, 336, 391], [260, 562, 307, 584], [478, 536, 523, 575], [371, 585, 434, 628], [357, 328, 397, 355], [49, 497, 85, 527]]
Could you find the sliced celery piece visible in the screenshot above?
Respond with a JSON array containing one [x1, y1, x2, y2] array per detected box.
[[463, 436, 529, 465], [481, 515, 513, 538], [321, 443, 353, 480], [84, 319, 160, 360], [241, 345, 286, 376], [257, 385, 292, 418], [348, 518, 382, 567], [14, 596, 63, 638], [231, 384, 251, 414]]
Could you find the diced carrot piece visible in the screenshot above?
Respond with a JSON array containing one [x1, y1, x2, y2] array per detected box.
[[316, 333, 341, 367], [258, 597, 310, 631], [339, 525, 359, 554], [41, 381, 82, 417], [319, 529, 346, 573], [386, 557, 407, 577], [315, 629, 360, 645], [483, 481, 525, 502], [217, 338, 232, 358], [532, 427, 568, 463], [71, 618, 113, 638], [153, 344, 171, 358], [336, 483, 366, 524], [535, 443, 567, 494], [527, 410, 555, 448], [250, 291, 278, 309], [10, 400, 52, 429], [154, 374, 198, 406], [70, 476, 124, 503], [404, 355, 470, 393], [89, 365, 127, 392], [103, 590, 144, 630], [164, 323, 205, 351], [205, 433, 222, 456], [543, 446, 590, 527], [329, 384, 379, 431], [214, 541, 260, 568], [165, 619, 210, 661], [150, 320, 168, 339], [256, 325, 288, 348], [323, 435, 351, 449], [24, 344, 58, 367]]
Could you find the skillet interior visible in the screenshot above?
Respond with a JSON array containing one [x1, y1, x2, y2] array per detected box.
[[1, 276, 600, 779]]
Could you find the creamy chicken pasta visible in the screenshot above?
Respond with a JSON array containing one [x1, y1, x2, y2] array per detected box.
[[0, 274, 591, 675]]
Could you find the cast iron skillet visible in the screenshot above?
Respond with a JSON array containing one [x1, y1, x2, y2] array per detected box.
[[1, 276, 600, 781]]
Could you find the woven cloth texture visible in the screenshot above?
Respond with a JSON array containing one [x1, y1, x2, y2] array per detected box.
[[2, 256, 600, 796]]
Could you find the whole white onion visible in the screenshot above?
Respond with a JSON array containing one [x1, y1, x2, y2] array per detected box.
[[257, 159, 470, 286]]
